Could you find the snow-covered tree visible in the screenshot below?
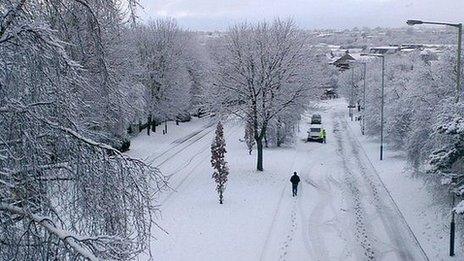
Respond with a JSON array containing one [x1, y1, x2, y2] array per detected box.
[[136, 19, 192, 134], [244, 116, 255, 154], [338, 48, 464, 197], [428, 99, 464, 198], [0, 0, 166, 259], [211, 19, 315, 171], [211, 122, 229, 204]]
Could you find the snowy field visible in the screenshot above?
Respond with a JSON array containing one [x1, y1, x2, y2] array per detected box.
[[129, 99, 459, 261]]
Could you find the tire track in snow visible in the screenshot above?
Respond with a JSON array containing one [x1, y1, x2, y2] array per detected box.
[[296, 154, 331, 260], [297, 197, 315, 258], [277, 144, 328, 261], [341, 119, 429, 260], [160, 125, 241, 205], [335, 119, 376, 260], [303, 177, 331, 261], [260, 140, 327, 261], [164, 125, 241, 177], [259, 184, 287, 261], [148, 122, 216, 167]]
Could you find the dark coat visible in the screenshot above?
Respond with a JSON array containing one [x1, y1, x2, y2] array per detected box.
[[290, 174, 300, 185]]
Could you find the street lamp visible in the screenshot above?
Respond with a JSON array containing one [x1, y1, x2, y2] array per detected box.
[[450, 177, 458, 257], [350, 65, 355, 121], [407, 19, 462, 103], [361, 53, 385, 160]]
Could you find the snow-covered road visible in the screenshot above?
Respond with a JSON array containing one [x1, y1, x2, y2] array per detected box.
[[132, 100, 430, 261]]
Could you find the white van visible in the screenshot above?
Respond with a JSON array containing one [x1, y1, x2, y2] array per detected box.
[[307, 124, 323, 142]]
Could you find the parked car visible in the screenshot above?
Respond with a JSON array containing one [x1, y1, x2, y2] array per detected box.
[[311, 114, 322, 124], [307, 124, 324, 142]]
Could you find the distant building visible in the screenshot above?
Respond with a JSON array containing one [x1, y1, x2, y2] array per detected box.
[[399, 44, 424, 50], [369, 46, 399, 54], [331, 50, 356, 71]]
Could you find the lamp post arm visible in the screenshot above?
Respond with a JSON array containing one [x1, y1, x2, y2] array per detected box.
[[421, 21, 461, 27]]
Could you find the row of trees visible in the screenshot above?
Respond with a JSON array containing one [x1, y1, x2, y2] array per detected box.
[[339, 49, 463, 199], [136, 19, 210, 134], [0, 0, 210, 259], [1, 3, 323, 257]]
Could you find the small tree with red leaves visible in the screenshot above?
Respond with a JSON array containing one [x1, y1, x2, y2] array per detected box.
[[211, 122, 229, 204]]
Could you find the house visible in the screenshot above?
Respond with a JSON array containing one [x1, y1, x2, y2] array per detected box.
[[369, 46, 399, 54], [331, 50, 356, 71]]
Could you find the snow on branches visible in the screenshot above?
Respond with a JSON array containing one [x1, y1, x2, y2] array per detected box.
[[211, 122, 229, 204], [429, 104, 464, 194], [210, 19, 315, 171], [135, 19, 197, 129], [0, 100, 166, 260], [0, 0, 168, 259], [337, 48, 464, 197]]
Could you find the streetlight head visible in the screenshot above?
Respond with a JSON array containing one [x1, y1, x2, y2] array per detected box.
[[407, 20, 423, 26]]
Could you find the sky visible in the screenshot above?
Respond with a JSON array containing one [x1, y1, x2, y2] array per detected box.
[[138, 0, 464, 31]]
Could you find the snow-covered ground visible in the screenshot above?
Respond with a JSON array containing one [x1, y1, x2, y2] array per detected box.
[[346, 105, 463, 260], [129, 99, 459, 261]]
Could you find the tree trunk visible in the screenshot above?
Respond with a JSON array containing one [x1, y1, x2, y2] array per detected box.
[[256, 137, 264, 171], [147, 115, 151, 136], [152, 121, 156, 132]]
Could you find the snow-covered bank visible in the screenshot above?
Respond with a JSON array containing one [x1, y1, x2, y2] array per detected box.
[[345, 99, 463, 260]]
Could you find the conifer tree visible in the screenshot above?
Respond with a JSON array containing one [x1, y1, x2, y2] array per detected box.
[[211, 122, 229, 204]]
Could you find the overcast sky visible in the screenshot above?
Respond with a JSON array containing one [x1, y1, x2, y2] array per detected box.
[[138, 0, 464, 30]]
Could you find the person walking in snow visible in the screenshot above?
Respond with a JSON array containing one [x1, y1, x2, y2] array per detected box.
[[322, 129, 327, 144], [290, 172, 300, 197]]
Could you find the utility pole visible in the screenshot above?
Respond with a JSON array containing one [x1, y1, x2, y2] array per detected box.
[[380, 56, 385, 161], [361, 53, 385, 160], [451, 192, 456, 256], [350, 65, 355, 121], [449, 176, 458, 257], [362, 62, 367, 135]]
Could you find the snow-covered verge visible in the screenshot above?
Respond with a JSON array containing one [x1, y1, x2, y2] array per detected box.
[[345, 99, 464, 260]]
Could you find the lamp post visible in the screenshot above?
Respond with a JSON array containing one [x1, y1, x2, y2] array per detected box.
[[350, 65, 355, 121], [407, 19, 462, 103], [449, 177, 458, 257], [362, 62, 367, 135], [361, 53, 385, 160]]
